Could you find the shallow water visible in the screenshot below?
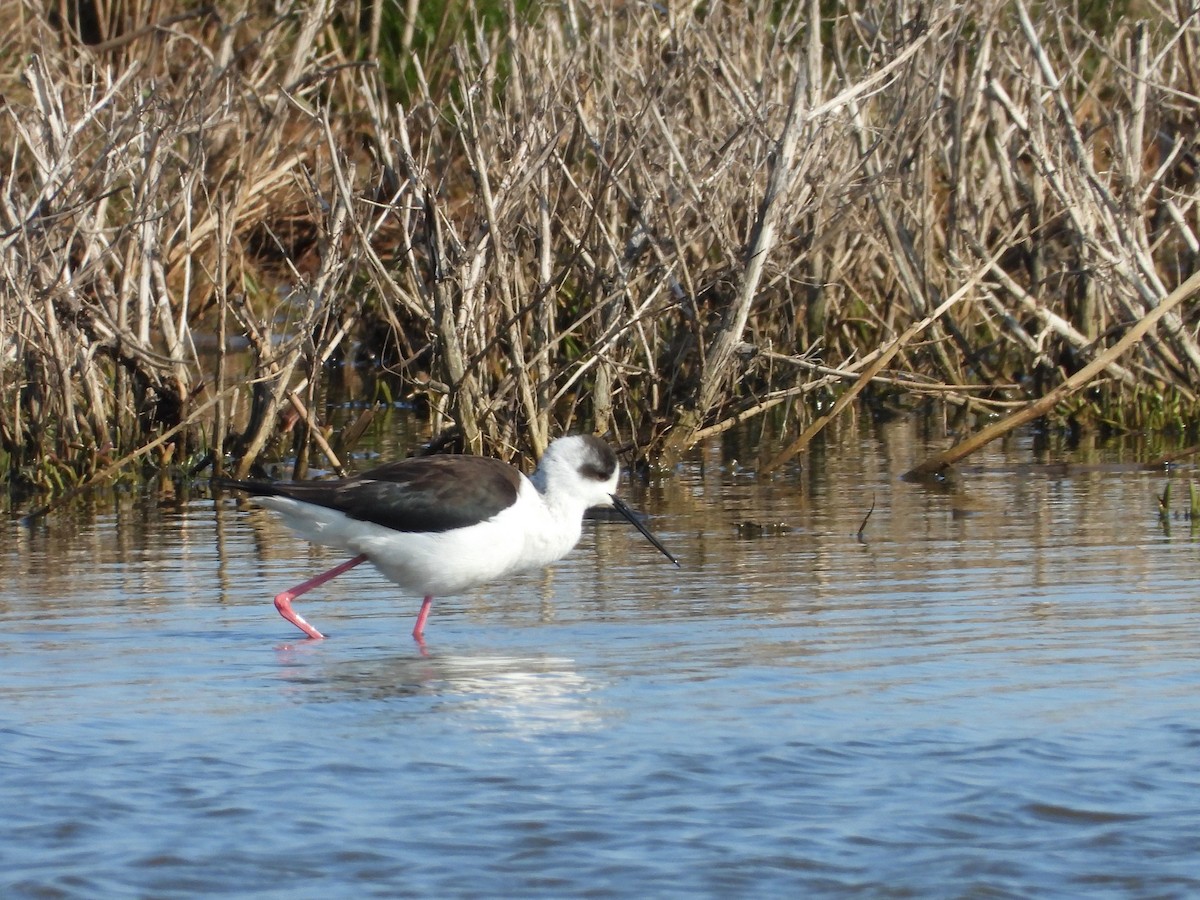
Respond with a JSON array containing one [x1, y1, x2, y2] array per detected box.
[[3, 421, 1200, 896]]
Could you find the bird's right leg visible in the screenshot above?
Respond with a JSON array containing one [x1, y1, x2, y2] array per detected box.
[[273, 554, 368, 639], [412, 596, 434, 642]]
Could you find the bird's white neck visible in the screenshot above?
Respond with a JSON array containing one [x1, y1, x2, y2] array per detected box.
[[520, 477, 588, 565]]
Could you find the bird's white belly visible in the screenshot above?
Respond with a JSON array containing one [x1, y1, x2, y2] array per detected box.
[[355, 518, 533, 595]]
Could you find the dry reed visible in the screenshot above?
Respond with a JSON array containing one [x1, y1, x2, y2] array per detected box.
[[2, 0, 1198, 500]]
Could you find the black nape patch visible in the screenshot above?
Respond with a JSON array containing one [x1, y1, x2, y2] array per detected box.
[[578, 435, 618, 482]]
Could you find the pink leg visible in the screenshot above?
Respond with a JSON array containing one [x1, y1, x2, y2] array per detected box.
[[412, 595, 434, 641], [273, 554, 368, 640]]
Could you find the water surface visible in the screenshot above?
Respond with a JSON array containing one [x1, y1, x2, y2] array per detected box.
[[3, 421, 1199, 896]]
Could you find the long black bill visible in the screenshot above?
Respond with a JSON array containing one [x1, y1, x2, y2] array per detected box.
[[610, 495, 680, 567]]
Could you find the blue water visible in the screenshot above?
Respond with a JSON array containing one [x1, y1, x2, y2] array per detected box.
[[3, 425, 1200, 896]]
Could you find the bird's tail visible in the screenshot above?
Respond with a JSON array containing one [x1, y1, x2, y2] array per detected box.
[[211, 476, 279, 497]]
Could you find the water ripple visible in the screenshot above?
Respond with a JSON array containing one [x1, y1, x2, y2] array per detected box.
[[4, 433, 1200, 895]]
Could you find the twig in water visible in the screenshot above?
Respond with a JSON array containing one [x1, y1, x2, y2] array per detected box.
[[1149, 445, 1200, 466], [1157, 483, 1171, 521], [857, 494, 876, 540], [338, 405, 380, 457]]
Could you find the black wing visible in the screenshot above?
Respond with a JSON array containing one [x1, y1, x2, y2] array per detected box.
[[214, 455, 523, 533]]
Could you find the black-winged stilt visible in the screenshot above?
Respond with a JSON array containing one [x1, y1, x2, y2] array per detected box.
[[215, 435, 678, 641]]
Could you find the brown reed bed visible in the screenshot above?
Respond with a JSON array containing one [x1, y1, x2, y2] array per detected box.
[[2, 0, 1199, 505]]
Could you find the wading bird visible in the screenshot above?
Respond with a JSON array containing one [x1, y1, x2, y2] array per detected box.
[[215, 435, 678, 642]]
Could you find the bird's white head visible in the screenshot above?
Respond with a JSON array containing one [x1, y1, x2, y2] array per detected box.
[[531, 435, 679, 566], [530, 434, 621, 511]]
